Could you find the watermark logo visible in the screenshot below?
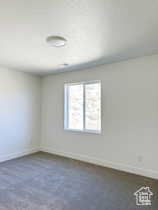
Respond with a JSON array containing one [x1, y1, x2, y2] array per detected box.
[[134, 186, 153, 206]]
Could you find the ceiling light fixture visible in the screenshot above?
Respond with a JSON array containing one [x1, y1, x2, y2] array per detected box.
[[60, 63, 69, 67], [46, 36, 67, 47]]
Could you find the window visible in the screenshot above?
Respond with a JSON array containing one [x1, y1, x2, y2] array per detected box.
[[64, 81, 101, 133]]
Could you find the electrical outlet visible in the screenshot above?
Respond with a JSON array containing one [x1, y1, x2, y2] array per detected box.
[[137, 156, 143, 163]]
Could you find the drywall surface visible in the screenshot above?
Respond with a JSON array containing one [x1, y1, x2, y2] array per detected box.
[[41, 55, 158, 179], [0, 68, 41, 161]]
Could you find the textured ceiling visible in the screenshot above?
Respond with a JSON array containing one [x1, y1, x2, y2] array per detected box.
[[0, 0, 158, 75]]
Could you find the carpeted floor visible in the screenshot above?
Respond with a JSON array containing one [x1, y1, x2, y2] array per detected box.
[[0, 152, 157, 210]]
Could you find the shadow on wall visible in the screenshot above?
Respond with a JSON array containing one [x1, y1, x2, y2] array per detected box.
[[0, 73, 40, 156]]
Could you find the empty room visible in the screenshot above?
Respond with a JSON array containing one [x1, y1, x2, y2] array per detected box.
[[0, 0, 158, 209]]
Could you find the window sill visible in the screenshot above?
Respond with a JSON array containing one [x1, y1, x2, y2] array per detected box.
[[64, 128, 101, 135]]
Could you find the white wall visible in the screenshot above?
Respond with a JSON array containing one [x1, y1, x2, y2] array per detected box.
[[0, 67, 41, 162], [41, 55, 158, 179]]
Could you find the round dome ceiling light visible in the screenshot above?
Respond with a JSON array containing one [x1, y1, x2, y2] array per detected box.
[[46, 36, 67, 47], [60, 63, 69, 67]]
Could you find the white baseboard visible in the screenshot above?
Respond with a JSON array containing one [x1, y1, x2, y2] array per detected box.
[[40, 147, 158, 180], [2, 146, 157, 180], [0, 148, 39, 163]]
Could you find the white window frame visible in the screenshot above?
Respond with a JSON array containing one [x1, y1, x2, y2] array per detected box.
[[64, 80, 101, 134]]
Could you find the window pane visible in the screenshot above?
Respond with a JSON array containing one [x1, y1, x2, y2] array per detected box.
[[85, 83, 101, 131], [68, 84, 83, 130]]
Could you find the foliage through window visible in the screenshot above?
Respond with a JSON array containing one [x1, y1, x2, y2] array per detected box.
[[64, 81, 101, 133]]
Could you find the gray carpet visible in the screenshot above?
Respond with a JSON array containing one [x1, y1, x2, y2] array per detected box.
[[0, 152, 157, 210]]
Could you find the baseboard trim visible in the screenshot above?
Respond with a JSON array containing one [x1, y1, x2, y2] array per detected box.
[[0, 148, 39, 163], [40, 147, 158, 180]]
